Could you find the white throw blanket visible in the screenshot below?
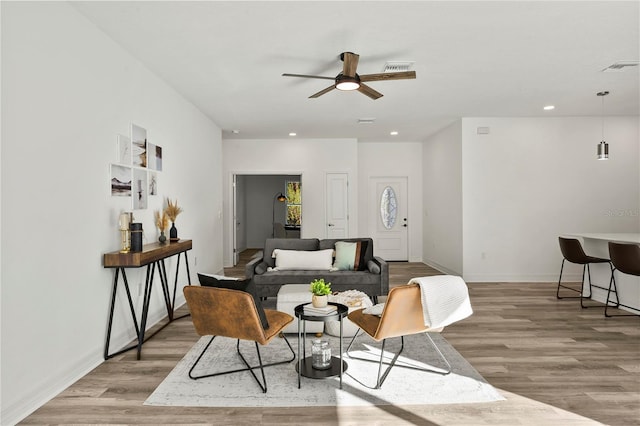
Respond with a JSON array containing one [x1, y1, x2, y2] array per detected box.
[[409, 275, 473, 329]]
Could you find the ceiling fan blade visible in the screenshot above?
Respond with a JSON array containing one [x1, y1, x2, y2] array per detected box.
[[309, 85, 336, 98], [282, 73, 335, 81], [358, 83, 383, 100], [360, 71, 416, 82], [342, 52, 360, 77]]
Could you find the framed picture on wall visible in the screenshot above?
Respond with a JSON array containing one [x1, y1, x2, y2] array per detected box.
[[131, 123, 147, 168], [149, 171, 158, 196], [147, 143, 163, 171], [132, 168, 148, 209], [110, 164, 131, 196], [117, 134, 131, 165], [154, 145, 163, 171]]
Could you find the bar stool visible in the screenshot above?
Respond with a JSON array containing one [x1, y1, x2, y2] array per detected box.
[[556, 237, 614, 308], [605, 242, 640, 318]]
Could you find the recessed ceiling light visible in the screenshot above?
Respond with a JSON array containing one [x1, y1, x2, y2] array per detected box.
[[231, 129, 240, 134], [289, 132, 297, 136], [390, 131, 399, 136], [543, 105, 555, 111]]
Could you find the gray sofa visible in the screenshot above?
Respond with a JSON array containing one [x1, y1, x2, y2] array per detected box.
[[245, 238, 389, 300]]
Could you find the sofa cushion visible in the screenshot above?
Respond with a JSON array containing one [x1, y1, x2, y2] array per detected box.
[[272, 248, 334, 270], [320, 238, 373, 266], [263, 238, 320, 267], [197, 273, 269, 329], [252, 270, 381, 286], [333, 240, 369, 271]]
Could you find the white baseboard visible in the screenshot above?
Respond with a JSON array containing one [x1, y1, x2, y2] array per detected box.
[[1, 301, 187, 425], [461, 273, 570, 283], [1, 345, 103, 426], [421, 258, 577, 283], [422, 258, 460, 277]]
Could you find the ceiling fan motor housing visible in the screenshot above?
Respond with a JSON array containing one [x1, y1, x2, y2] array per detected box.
[[335, 73, 361, 91]]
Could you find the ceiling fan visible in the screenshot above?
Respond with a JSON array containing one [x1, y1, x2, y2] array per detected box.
[[282, 52, 416, 100]]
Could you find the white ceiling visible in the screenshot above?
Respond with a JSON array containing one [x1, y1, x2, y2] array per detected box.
[[72, 1, 639, 142]]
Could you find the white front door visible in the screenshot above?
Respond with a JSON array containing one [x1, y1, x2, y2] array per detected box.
[[326, 173, 349, 238], [369, 177, 408, 261]]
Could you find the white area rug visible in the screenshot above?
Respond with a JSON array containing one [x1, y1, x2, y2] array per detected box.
[[145, 333, 504, 407]]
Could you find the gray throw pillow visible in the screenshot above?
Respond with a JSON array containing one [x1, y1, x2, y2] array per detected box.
[[254, 261, 268, 275], [367, 260, 381, 274]]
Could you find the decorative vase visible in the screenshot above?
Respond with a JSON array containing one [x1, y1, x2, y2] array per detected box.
[[312, 294, 328, 308], [311, 339, 332, 370], [159, 231, 167, 244], [130, 223, 143, 252], [170, 222, 178, 241]]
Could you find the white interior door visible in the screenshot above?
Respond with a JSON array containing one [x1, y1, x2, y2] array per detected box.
[[232, 174, 239, 265], [369, 177, 408, 261], [326, 173, 349, 238]]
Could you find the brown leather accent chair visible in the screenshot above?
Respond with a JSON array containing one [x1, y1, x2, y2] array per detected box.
[[556, 237, 614, 308], [183, 285, 295, 392], [345, 283, 452, 389], [605, 242, 640, 318]]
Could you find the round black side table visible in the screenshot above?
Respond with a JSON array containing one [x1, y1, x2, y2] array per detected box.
[[294, 302, 348, 389]]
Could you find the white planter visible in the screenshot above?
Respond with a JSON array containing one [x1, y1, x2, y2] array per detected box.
[[311, 294, 328, 308]]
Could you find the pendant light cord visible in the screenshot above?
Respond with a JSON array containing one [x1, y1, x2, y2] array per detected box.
[[601, 94, 605, 141], [597, 91, 609, 142]]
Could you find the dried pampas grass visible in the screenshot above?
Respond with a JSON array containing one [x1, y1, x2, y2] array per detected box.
[[165, 198, 183, 222], [155, 210, 169, 231]]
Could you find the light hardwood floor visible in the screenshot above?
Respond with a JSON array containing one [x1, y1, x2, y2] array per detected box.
[[21, 250, 640, 425]]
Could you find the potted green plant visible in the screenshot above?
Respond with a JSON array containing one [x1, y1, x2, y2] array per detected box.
[[310, 278, 332, 308]]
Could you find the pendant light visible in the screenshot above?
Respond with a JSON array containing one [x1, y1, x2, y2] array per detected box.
[[596, 91, 609, 160]]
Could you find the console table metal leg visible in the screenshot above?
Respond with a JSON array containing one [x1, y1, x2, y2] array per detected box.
[[104, 268, 141, 360], [172, 252, 192, 320], [158, 260, 173, 321], [137, 264, 155, 360], [172, 254, 181, 312], [104, 268, 120, 360], [121, 269, 140, 337], [184, 251, 192, 285]]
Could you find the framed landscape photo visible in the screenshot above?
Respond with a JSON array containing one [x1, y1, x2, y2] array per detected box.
[[110, 164, 131, 196]]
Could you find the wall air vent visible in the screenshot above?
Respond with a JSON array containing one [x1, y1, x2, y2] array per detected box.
[[382, 61, 415, 73], [358, 118, 376, 124], [602, 61, 639, 72]]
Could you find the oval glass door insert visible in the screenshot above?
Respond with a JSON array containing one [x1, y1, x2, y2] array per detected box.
[[380, 186, 397, 229]]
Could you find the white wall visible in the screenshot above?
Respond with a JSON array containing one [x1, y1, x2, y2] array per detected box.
[[222, 139, 358, 266], [358, 142, 424, 262], [461, 117, 639, 282], [422, 122, 463, 275], [1, 3, 223, 424]]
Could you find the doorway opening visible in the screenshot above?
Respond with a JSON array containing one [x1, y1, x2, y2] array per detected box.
[[233, 174, 302, 265]]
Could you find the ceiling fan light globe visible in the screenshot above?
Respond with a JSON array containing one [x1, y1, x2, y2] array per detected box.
[[336, 81, 360, 91]]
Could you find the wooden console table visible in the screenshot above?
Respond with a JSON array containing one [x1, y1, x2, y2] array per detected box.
[[103, 239, 192, 360]]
